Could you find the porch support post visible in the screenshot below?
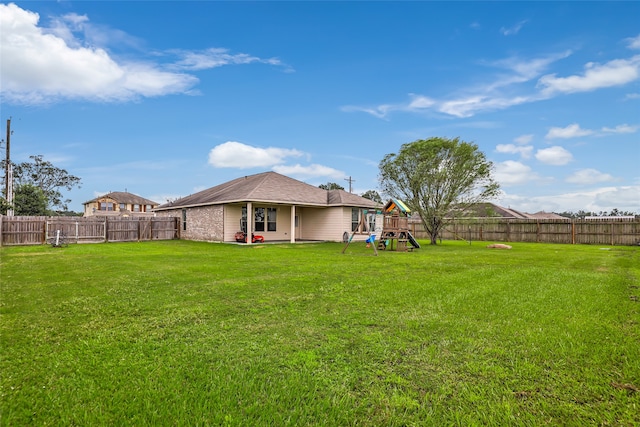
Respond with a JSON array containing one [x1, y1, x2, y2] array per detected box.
[[290, 205, 296, 243], [246, 202, 253, 245]]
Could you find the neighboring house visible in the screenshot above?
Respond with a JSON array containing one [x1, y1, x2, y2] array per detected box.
[[408, 202, 568, 223], [83, 191, 159, 217], [153, 171, 380, 243]]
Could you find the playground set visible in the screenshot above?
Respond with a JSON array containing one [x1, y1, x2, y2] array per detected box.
[[342, 199, 421, 255]]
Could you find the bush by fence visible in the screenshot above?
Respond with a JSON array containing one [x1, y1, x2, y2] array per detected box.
[[0, 216, 180, 246], [409, 217, 640, 246]]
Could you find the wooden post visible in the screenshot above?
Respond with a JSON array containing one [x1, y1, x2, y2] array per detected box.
[[611, 223, 615, 246], [571, 221, 575, 245], [104, 218, 108, 242]]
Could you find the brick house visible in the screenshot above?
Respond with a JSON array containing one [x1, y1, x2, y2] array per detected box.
[[153, 171, 381, 243], [83, 191, 159, 217]]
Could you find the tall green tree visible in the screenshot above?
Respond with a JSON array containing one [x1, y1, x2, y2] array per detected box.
[[8, 155, 81, 211], [379, 137, 500, 245], [361, 190, 383, 204], [318, 182, 345, 190], [13, 184, 49, 216], [0, 196, 11, 214]]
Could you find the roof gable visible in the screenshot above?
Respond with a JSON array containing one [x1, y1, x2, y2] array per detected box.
[[84, 191, 158, 206]]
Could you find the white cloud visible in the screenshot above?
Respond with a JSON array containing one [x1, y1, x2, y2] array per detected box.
[[344, 34, 640, 120], [566, 169, 616, 185], [343, 51, 568, 119], [593, 186, 640, 211], [494, 160, 539, 186], [514, 134, 534, 145], [626, 34, 640, 50], [500, 20, 528, 36], [535, 146, 573, 165], [208, 141, 304, 169], [170, 48, 290, 72], [0, 3, 289, 104], [498, 185, 640, 214], [273, 164, 345, 180], [496, 144, 533, 159], [0, 3, 199, 104], [538, 55, 640, 95], [546, 123, 638, 139], [545, 123, 594, 139], [407, 94, 436, 110], [601, 124, 638, 134], [439, 94, 531, 118]]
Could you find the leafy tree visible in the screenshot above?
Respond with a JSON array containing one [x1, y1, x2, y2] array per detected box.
[[0, 196, 11, 215], [6, 155, 81, 211], [319, 182, 345, 190], [13, 183, 49, 216], [361, 190, 383, 204], [379, 137, 500, 245]]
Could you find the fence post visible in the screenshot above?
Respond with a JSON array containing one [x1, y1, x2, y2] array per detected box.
[[611, 223, 615, 246], [571, 221, 575, 245], [0, 215, 3, 247], [104, 218, 108, 243]]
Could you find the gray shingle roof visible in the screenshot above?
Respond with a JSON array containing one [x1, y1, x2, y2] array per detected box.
[[84, 191, 158, 206], [155, 172, 379, 210]]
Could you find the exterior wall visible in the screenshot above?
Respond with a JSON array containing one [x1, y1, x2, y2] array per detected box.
[[297, 207, 369, 242], [224, 205, 243, 242], [84, 198, 157, 217], [225, 204, 294, 242], [156, 204, 378, 243], [156, 205, 223, 242]]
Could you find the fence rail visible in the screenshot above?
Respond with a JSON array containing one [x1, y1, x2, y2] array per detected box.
[[409, 218, 640, 246], [0, 216, 181, 246]]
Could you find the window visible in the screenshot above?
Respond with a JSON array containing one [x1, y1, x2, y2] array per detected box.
[[133, 204, 140, 212], [100, 202, 114, 211], [267, 208, 277, 231], [254, 207, 265, 232], [352, 208, 359, 232], [367, 212, 376, 233], [146, 204, 152, 211], [119, 203, 126, 211], [182, 209, 187, 231], [241, 207, 247, 232]]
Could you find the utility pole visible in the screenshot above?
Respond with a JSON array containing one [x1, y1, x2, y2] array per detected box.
[[4, 118, 13, 217], [344, 176, 355, 193]]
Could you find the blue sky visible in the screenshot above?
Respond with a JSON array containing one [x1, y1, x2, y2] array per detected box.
[[1, 1, 639, 214]]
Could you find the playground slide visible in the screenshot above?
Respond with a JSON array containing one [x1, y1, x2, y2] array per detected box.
[[407, 232, 421, 249]]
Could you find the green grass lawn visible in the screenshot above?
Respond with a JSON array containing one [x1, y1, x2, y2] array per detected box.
[[1, 240, 638, 426]]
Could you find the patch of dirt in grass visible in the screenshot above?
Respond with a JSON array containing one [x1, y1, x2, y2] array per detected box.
[[611, 382, 638, 393]]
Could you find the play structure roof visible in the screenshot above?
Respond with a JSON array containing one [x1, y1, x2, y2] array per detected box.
[[384, 198, 411, 214]]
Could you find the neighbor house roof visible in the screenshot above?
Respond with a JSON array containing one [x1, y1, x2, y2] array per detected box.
[[155, 172, 379, 210], [84, 191, 158, 206], [408, 202, 569, 222]]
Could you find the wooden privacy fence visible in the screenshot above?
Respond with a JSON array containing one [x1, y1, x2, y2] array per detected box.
[[409, 218, 640, 246], [0, 216, 180, 246]]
